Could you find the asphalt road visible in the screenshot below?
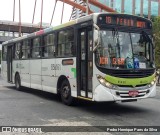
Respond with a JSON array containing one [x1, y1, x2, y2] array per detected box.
[[0, 75, 160, 135]]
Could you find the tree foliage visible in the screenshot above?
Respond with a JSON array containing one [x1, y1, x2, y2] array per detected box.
[[153, 17, 160, 68]]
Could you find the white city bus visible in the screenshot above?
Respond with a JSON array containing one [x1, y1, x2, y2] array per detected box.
[[1, 13, 158, 105]]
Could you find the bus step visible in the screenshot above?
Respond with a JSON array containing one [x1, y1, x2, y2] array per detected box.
[[77, 96, 92, 101], [121, 99, 137, 102]]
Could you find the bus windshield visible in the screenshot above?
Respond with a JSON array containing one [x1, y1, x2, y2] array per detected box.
[[95, 30, 154, 69]]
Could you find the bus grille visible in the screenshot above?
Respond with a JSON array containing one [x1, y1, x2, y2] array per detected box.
[[116, 89, 150, 98], [111, 70, 154, 78]]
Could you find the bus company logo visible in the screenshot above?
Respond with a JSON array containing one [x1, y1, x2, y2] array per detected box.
[[16, 63, 19, 68], [51, 64, 61, 70], [2, 127, 11, 132], [140, 80, 147, 84], [118, 80, 126, 84]]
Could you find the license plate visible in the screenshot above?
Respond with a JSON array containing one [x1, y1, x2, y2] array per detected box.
[[129, 91, 139, 97]]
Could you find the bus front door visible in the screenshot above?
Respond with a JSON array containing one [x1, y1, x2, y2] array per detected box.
[[77, 28, 93, 99], [7, 45, 13, 82]]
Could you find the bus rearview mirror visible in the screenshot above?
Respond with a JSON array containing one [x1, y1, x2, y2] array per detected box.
[[93, 24, 100, 52]]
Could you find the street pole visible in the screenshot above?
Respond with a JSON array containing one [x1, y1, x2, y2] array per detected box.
[[86, 0, 89, 15]]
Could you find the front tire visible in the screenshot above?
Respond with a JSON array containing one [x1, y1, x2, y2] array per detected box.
[[15, 74, 21, 90], [60, 80, 73, 105]]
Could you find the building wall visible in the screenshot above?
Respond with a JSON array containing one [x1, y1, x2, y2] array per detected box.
[[71, 0, 160, 19], [90, 0, 160, 19]]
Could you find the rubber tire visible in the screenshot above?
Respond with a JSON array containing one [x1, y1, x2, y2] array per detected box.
[[15, 74, 21, 90], [60, 80, 73, 105]]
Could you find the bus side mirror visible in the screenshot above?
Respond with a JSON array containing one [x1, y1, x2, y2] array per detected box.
[[157, 71, 160, 75], [152, 41, 156, 49], [152, 34, 156, 49], [93, 24, 100, 52]]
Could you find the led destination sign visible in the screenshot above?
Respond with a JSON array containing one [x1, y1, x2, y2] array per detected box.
[[98, 15, 152, 29]]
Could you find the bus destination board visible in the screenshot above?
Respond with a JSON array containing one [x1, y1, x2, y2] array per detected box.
[[98, 14, 152, 29]]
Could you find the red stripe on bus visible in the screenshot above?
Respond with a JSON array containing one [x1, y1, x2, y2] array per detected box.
[[36, 30, 44, 35]]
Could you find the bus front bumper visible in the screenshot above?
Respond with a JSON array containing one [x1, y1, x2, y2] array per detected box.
[[93, 83, 156, 102]]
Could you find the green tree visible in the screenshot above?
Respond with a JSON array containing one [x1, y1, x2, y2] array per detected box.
[[153, 17, 160, 68]]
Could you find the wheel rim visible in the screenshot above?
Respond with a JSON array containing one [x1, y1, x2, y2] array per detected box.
[[62, 85, 70, 99], [16, 76, 20, 89]]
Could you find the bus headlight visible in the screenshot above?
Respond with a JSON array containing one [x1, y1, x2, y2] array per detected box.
[[150, 77, 156, 86], [151, 81, 155, 85], [96, 75, 114, 89], [153, 78, 156, 82]]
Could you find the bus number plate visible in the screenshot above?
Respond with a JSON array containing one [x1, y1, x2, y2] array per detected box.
[[129, 91, 139, 97]]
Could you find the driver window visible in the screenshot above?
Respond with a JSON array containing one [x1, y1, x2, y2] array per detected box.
[[131, 33, 152, 68], [118, 32, 132, 59], [32, 37, 41, 58], [132, 34, 146, 59]]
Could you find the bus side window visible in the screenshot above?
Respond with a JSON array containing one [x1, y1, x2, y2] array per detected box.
[[67, 29, 75, 56], [31, 37, 41, 58], [2, 46, 7, 61], [21, 40, 30, 59], [58, 28, 75, 57], [15, 42, 21, 59], [42, 33, 55, 58]]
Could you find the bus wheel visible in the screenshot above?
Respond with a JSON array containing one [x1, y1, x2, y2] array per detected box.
[[60, 80, 73, 105], [15, 74, 21, 90]]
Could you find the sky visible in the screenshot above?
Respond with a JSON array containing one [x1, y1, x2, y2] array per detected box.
[[0, 0, 73, 50], [0, 0, 159, 25], [0, 0, 73, 26]]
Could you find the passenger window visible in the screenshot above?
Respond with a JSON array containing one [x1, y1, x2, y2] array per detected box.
[[32, 37, 41, 58], [21, 40, 30, 59], [2, 46, 7, 61], [58, 28, 75, 57], [42, 33, 55, 58], [15, 42, 21, 59]]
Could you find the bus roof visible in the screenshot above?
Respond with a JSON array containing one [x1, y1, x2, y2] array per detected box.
[[2, 13, 151, 45]]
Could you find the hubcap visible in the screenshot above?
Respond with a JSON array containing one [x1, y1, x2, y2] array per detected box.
[[62, 86, 69, 99], [16, 76, 19, 88]]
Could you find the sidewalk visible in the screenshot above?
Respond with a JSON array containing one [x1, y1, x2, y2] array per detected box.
[[157, 83, 160, 86]]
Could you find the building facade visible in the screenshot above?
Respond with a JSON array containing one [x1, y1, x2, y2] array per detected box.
[[94, 0, 160, 19], [72, 0, 160, 19]]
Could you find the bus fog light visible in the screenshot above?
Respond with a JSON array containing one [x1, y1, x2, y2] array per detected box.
[[146, 90, 150, 94]]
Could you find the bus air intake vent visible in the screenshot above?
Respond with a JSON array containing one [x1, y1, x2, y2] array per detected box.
[[116, 89, 150, 98], [110, 69, 154, 78]]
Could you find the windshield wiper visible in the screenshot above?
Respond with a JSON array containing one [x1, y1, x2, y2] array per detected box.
[[112, 28, 121, 59], [142, 31, 151, 41], [141, 31, 154, 63]]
